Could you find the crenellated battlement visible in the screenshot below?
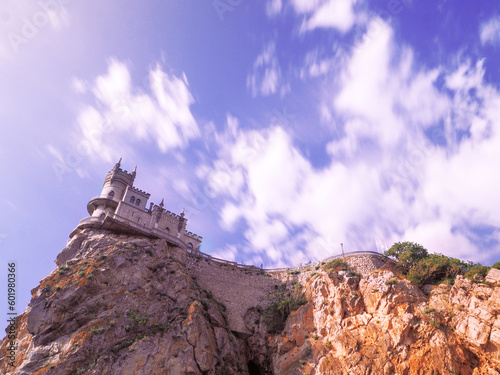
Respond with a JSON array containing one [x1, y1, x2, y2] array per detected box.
[[127, 185, 151, 197], [184, 231, 203, 241]]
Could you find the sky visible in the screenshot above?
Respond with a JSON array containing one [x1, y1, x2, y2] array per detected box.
[[1, 0, 500, 312]]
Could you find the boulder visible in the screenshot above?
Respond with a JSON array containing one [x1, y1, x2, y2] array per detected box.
[[485, 268, 500, 284]]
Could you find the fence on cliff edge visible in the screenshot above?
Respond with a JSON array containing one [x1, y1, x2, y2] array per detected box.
[[186, 248, 392, 274]]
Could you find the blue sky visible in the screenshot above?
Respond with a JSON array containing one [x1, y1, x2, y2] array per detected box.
[[1, 0, 500, 312]]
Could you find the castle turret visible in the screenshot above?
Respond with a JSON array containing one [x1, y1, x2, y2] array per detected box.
[[87, 159, 140, 218]]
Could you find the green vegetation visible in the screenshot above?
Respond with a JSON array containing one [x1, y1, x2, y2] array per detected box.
[[406, 254, 468, 285], [127, 309, 148, 326], [464, 265, 490, 281], [263, 283, 307, 333], [384, 242, 428, 274], [323, 259, 349, 272], [58, 264, 70, 275], [386, 278, 398, 285], [90, 326, 105, 335], [385, 241, 493, 286], [493, 262, 500, 270]]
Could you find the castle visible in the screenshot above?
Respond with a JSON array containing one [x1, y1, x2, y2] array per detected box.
[[71, 159, 202, 252]]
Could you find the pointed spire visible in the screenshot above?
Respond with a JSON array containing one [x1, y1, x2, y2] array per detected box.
[[130, 165, 137, 186], [181, 208, 185, 217], [159, 198, 164, 208], [113, 157, 122, 170]]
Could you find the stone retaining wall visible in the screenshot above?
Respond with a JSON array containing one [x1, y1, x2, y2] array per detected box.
[[346, 255, 389, 276], [185, 256, 280, 335]]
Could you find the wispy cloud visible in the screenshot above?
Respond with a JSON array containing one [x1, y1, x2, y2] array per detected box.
[[247, 41, 284, 97], [69, 58, 200, 163], [480, 15, 500, 46], [299, 0, 358, 33]]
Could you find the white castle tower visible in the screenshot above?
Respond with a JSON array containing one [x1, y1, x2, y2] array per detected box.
[[72, 159, 202, 251]]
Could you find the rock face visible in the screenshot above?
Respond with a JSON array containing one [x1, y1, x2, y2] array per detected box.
[[0, 229, 247, 375], [486, 268, 500, 285], [1, 228, 499, 374], [261, 270, 500, 374]]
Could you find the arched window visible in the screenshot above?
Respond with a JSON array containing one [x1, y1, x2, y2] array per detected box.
[[130, 196, 135, 204], [135, 199, 141, 206], [187, 243, 193, 249], [165, 227, 170, 233], [107, 191, 115, 199]]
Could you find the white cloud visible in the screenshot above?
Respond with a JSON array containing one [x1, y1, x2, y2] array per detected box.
[[203, 15, 500, 267], [300, 0, 357, 33], [480, 16, 500, 46], [247, 41, 283, 97], [265, 0, 282, 16], [69, 58, 200, 163]]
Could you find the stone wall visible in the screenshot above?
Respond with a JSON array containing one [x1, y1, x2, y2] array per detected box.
[[185, 256, 280, 335], [185, 253, 390, 335], [345, 254, 389, 276]]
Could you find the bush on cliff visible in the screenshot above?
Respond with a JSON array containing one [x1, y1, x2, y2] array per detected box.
[[386, 242, 477, 286], [492, 262, 500, 270], [464, 264, 490, 281], [323, 259, 349, 272], [263, 283, 307, 333], [406, 254, 469, 286], [384, 242, 428, 274]]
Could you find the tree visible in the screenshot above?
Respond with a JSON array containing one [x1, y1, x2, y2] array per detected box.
[[384, 241, 428, 274], [492, 262, 500, 270], [406, 254, 468, 286]]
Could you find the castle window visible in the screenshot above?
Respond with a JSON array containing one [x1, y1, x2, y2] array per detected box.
[[135, 199, 141, 206], [130, 196, 135, 204], [107, 191, 115, 199], [187, 243, 193, 249]]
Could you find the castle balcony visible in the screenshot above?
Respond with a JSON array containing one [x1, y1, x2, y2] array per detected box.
[[87, 194, 120, 215]]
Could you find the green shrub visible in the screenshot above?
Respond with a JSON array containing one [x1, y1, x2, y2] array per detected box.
[[386, 278, 398, 285], [430, 319, 441, 328], [263, 283, 307, 333], [405, 254, 469, 286], [127, 309, 148, 326], [384, 242, 428, 274], [323, 259, 349, 272], [465, 265, 490, 281], [90, 326, 105, 335], [491, 262, 500, 270]]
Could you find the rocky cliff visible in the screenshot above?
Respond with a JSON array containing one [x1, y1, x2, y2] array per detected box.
[[1, 229, 499, 374]]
